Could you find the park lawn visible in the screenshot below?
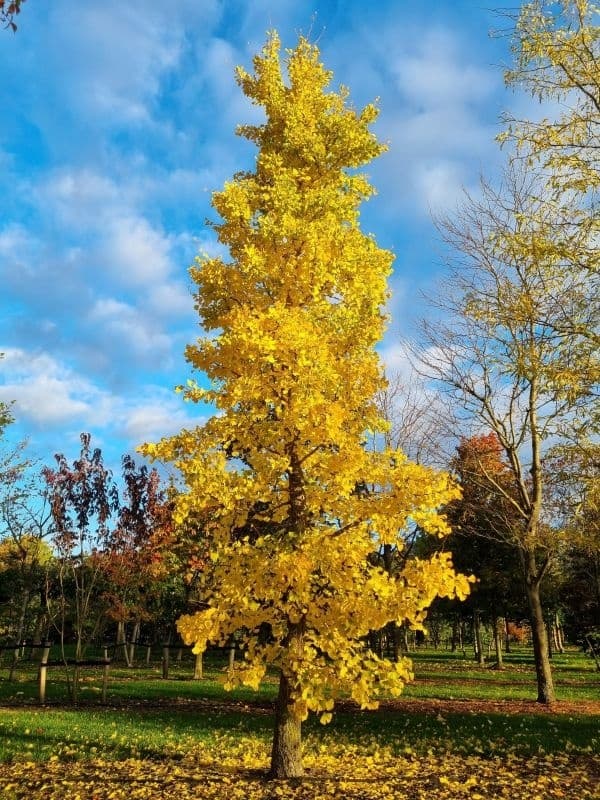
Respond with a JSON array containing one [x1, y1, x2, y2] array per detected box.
[[0, 647, 597, 799]]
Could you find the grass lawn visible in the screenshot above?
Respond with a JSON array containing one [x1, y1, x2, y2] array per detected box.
[[0, 646, 597, 799]]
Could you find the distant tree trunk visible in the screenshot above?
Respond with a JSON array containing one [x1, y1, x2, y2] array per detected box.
[[526, 580, 555, 703], [553, 613, 565, 654], [473, 610, 485, 665], [401, 625, 410, 653], [493, 616, 504, 670], [193, 651, 203, 680], [504, 617, 511, 653], [9, 589, 30, 681], [116, 621, 131, 667], [270, 669, 303, 778], [546, 619, 553, 659], [451, 617, 460, 652], [128, 621, 140, 666]]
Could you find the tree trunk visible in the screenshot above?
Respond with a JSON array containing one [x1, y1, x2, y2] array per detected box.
[[451, 617, 459, 652], [504, 617, 511, 653], [390, 622, 400, 663], [401, 625, 410, 653], [193, 651, 203, 680], [473, 610, 485, 665], [116, 621, 131, 667], [526, 581, 556, 704], [128, 621, 140, 666], [9, 589, 30, 681], [270, 669, 303, 778], [554, 612, 565, 654], [493, 616, 504, 670]]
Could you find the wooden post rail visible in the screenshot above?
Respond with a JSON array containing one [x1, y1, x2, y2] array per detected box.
[[38, 658, 111, 704]]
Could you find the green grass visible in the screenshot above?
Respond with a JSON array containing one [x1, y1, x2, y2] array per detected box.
[[0, 645, 597, 765]]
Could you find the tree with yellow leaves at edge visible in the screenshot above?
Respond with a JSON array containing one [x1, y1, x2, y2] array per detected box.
[[141, 32, 471, 779], [502, 0, 599, 202], [499, 0, 599, 418]]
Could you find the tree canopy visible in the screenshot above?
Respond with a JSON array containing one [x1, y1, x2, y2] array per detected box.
[[142, 32, 471, 778]]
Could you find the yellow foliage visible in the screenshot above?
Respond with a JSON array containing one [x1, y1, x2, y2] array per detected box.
[[141, 33, 469, 720], [503, 0, 600, 198]]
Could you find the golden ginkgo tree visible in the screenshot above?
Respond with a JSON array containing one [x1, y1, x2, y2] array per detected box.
[[142, 33, 470, 779]]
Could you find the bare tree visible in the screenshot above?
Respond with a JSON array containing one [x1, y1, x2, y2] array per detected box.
[[0, 468, 54, 676], [375, 370, 459, 468], [416, 169, 596, 704]]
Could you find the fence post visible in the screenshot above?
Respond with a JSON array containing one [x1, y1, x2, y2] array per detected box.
[[102, 660, 109, 704], [38, 642, 51, 704]]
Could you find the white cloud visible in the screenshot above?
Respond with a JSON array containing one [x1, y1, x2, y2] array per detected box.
[[413, 160, 469, 213], [90, 298, 173, 357], [43, 1, 213, 124], [389, 28, 496, 108], [0, 348, 112, 426], [328, 20, 503, 217], [0, 224, 32, 259], [118, 392, 203, 446], [38, 169, 125, 229], [378, 341, 414, 379], [0, 347, 202, 451], [102, 216, 174, 287], [147, 281, 193, 318]]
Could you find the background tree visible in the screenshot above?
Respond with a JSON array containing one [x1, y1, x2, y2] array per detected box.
[[547, 442, 600, 636], [500, 0, 599, 427], [95, 455, 172, 664], [369, 372, 459, 659], [502, 0, 599, 204], [417, 171, 591, 704], [447, 433, 527, 668], [0, 354, 14, 436], [143, 33, 471, 778], [43, 432, 119, 698], [0, 466, 54, 676]]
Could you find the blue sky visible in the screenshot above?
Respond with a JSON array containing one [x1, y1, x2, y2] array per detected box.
[[0, 0, 527, 472]]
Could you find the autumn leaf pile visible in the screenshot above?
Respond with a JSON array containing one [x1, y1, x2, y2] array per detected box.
[[0, 736, 597, 799]]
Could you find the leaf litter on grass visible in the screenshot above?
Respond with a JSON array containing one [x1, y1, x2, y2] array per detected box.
[[0, 736, 598, 800]]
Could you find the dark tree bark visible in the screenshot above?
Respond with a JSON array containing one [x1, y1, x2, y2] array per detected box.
[[527, 580, 555, 703], [473, 609, 485, 666], [493, 615, 504, 670], [270, 669, 303, 778]]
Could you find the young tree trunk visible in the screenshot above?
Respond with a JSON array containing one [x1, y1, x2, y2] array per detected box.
[[116, 621, 131, 667], [451, 617, 459, 652], [401, 625, 410, 653], [9, 589, 30, 681], [493, 616, 504, 670], [270, 669, 303, 778], [504, 617, 511, 653], [128, 621, 140, 666], [526, 581, 555, 704], [554, 612, 565, 654], [557, 622, 565, 653], [390, 622, 400, 663], [473, 610, 485, 665], [193, 651, 203, 680]]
